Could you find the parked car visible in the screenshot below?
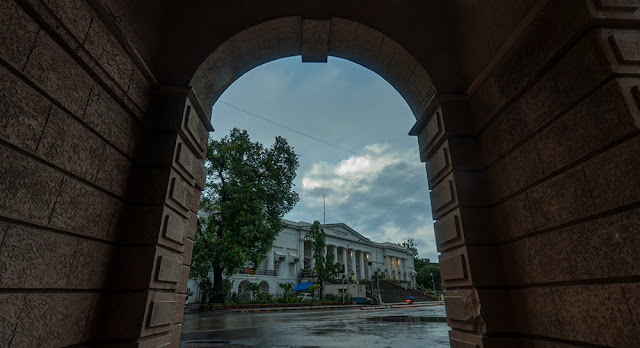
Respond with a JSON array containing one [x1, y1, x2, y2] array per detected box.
[[299, 292, 312, 300]]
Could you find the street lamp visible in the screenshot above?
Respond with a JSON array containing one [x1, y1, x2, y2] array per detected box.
[[368, 260, 374, 303], [430, 272, 436, 294]]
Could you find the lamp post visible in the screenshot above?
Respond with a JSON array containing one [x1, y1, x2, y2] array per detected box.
[[430, 272, 436, 294], [368, 261, 374, 303], [342, 273, 345, 304]]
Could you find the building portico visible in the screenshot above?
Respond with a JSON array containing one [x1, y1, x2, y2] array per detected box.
[[190, 220, 417, 301]]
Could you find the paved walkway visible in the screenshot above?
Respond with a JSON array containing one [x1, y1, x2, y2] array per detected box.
[[233, 301, 445, 313]]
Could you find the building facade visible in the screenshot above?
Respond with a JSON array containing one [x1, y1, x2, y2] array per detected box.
[[188, 220, 416, 302]]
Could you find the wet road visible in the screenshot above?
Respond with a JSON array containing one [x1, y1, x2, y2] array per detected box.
[[181, 305, 450, 347]]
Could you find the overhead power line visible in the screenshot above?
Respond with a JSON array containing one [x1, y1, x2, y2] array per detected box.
[[345, 197, 427, 209], [216, 100, 426, 177]]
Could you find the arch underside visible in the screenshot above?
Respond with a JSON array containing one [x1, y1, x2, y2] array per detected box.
[[0, 1, 639, 347], [190, 17, 437, 121]]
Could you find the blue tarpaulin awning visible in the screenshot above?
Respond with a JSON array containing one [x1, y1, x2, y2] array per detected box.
[[293, 282, 313, 291]]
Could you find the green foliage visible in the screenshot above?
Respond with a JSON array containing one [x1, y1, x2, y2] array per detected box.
[[279, 282, 293, 299], [307, 284, 321, 300], [324, 294, 339, 301], [304, 221, 341, 299], [195, 128, 300, 298], [246, 282, 260, 300], [415, 260, 442, 292], [402, 238, 419, 257], [359, 279, 367, 284]]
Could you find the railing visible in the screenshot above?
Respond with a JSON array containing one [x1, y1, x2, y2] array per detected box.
[[298, 271, 317, 278], [237, 268, 276, 276]]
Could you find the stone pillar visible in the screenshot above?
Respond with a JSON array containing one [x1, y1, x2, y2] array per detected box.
[[299, 236, 304, 274], [104, 86, 210, 346], [358, 251, 365, 281], [342, 247, 348, 276], [333, 245, 339, 264], [350, 249, 357, 281], [386, 256, 391, 278], [267, 247, 274, 271]]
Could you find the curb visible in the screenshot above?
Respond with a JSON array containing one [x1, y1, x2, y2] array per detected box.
[[237, 305, 362, 313], [361, 302, 444, 310]]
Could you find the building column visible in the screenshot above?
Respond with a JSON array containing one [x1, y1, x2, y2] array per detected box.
[[358, 251, 365, 281], [365, 252, 371, 280], [342, 247, 348, 277], [298, 237, 304, 275], [310, 244, 315, 270], [350, 249, 357, 281], [267, 247, 274, 271], [332, 245, 338, 264], [386, 256, 392, 279]]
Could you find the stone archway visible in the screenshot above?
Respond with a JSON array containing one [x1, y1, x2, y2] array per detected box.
[[1, 1, 639, 347], [259, 281, 270, 295]]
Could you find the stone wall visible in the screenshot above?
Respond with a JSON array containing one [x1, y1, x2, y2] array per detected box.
[[410, 1, 640, 346], [1, 0, 639, 347], [0, 0, 205, 346]]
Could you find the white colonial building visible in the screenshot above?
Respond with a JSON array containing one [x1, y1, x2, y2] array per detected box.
[[187, 219, 416, 302]]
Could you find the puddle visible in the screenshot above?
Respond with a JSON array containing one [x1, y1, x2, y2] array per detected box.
[[367, 316, 447, 323]]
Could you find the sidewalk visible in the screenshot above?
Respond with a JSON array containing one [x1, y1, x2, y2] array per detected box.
[[234, 304, 363, 313], [361, 301, 445, 310], [234, 301, 445, 313]]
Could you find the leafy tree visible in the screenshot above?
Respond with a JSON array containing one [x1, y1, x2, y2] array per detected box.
[[195, 128, 299, 302], [279, 282, 293, 300], [416, 261, 442, 292], [402, 238, 419, 257], [307, 284, 321, 300], [304, 221, 341, 299]]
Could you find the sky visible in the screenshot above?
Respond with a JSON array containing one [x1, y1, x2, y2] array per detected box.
[[210, 56, 437, 262]]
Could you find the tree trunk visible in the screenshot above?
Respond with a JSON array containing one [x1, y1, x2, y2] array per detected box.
[[212, 266, 224, 303]]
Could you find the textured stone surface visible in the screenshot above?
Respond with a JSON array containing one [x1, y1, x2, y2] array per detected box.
[[277, 16, 302, 57], [156, 256, 182, 283], [83, 18, 134, 90], [84, 84, 135, 154], [169, 175, 194, 213], [583, 136, 640, 213], [554, 208, 640, 282], [470, 0, 592, 129], [609, 30, 640, 63], [149, 300, 175, 327], [36, 106, 106, 181], [127, 68, 152, 112], [43, 0, 94, 42], [440, 253, 467, 281], [503, 230, 573, 285], [534, 79, 635, 175], [183, 103, 208, 155], [493, 191, 536, 241], [595, 0, 640, 10], [511, 287, 561, 337], [0, 0, 40, 69], [66, 238, 113, 288], [0, 224, 76, 288], [328, 17, 357, 59], [49, 176, 117, 241], [302, 19, 329, 63], [0, 293, 99, 347], [22, 31, 93, 117], [527, 166, 595, 231], [0, 65, 52, 153], [94, 143, 132, 197], [552, 284, 640, 346], [0, 145, 64, 225]]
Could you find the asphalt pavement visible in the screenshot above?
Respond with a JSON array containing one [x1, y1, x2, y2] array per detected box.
[[181, 304, 450, 347]]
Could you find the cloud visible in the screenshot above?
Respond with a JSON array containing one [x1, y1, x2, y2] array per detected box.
[[211, 56, 439, 262], [288, 143, 439, 261]]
